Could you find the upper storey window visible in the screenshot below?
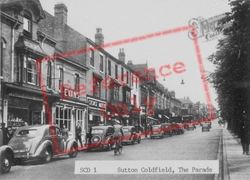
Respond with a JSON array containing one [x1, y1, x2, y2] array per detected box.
[[23, 11, 32, 36]]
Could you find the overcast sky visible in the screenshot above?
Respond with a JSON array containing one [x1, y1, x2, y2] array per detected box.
[[39, 0, 232, 109]]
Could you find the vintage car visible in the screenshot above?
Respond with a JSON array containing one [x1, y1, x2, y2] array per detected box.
[[202, 123, 210, 132], [122, 126, 141, 144], [171, 123, 184, 135], [187, 123, 195, 130], [160, 123, 173, 136], [7, 125, 78, 163], [88, 126, 115, 151], [150, 125, 164, 139]]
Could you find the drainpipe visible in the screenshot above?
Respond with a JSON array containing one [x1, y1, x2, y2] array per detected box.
[[11, 20, 18, 82]]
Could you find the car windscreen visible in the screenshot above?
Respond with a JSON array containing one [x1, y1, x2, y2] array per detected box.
[[16, 129, 37, 137], [152, 126, 160, 129], [92, 129, 104, 134]]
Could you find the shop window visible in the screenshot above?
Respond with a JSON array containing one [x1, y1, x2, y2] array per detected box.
[[76, 109, 84, 129], [59, 68, 64, 89], [100, 54, 103, 72], [47, 61, 52, 88], [90, 48, 94, 67], [74, 73, 80, 92], [55, 106, 72, 130], [23, 56, 39, 85]]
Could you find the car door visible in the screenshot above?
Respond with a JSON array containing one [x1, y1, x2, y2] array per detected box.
[[55, 126, 64, 152]]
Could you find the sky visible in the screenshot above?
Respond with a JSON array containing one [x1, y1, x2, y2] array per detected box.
[[39, 0, 232, 109]]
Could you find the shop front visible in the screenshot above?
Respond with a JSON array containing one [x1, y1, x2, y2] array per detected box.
[[54, 99, 87, 143], [87, 96, 106, 127], [3, 82, 45, 130]]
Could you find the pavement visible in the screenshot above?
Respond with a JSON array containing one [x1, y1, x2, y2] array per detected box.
[[221, 125, 250, 180]]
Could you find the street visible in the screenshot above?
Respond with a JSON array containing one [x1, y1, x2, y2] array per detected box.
[[2, 121, 222, 180]]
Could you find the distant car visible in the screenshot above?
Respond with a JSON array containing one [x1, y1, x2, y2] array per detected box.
[[172, 123, 184, 135], [88, 126, 114, 151], [205, 121, 212, 129], [8, 125, 78, 163], [122, 126, 141, 144], [202, 124, 210, 132], [187, 124, 195, 130], [150, 125, 164, 139], [160, 123, 173, 136]]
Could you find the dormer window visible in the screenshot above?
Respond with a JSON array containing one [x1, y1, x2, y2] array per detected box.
[[23, 11, 32, 36]]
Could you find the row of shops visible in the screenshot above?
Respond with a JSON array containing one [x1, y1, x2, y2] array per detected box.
[[3, 82, 170, 142]]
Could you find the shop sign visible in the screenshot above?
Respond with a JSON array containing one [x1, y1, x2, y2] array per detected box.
[[88, 98, 106, 109], [64, 88, 80, 99]]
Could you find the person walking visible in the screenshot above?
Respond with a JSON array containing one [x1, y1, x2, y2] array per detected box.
[[76, 122, 83, 147], [240, 112, 250, 155], [62, 124, 69, 141]]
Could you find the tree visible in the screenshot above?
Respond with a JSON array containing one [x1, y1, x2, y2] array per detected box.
[[208, 0, 250, 134]]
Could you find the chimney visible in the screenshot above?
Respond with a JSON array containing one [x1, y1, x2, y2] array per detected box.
[[170, 91, 175, 97], [54, 3, 68, 50], [95, 28, 104, 46], [118, 48, 125, 63], [54, 3, 68, 26], [127, 60, 133, 65]]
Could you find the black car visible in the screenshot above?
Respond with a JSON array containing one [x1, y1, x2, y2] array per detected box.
[[87, 126, 115, 151], [122, 126, 141, 144], [171, 123, 184, 135]]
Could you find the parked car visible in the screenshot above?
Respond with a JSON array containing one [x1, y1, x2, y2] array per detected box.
[[187, 124, 195, 130], [150, 125, 164, 139], [172, 123, 184, 135], [7, 124, 78, 164], [160, 123, 173, 136], [88, 126, 114, 151], [122, 126, 141, 144], [202, 123, 210, 132]]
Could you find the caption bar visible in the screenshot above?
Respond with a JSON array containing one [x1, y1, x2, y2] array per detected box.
[[75, 160, 218, 174]]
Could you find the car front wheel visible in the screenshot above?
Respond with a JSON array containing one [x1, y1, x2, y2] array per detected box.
[[0, 151, 12, 174], [69, 144, 78, 158], [44, 147, 52, 163]]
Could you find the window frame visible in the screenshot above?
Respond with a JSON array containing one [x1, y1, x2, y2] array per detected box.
[[23, 56, 39, 85], [23, 11, 32, 36], [90, 48, 94, 68], [74, 73, 80, 92], [47, 61, 52, 88], [115, 64, 118, 79], [108, 60, 111, 76], [59, 68, 64, 90], [99, 54, 103, 72], [121, 67, 124, 81]]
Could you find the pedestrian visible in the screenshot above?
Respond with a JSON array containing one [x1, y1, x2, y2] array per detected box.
[[240, 112, 250, 155], [76, 122, 83, 147], [62, 124, 69, 141], [87, 126, 92, 145]]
